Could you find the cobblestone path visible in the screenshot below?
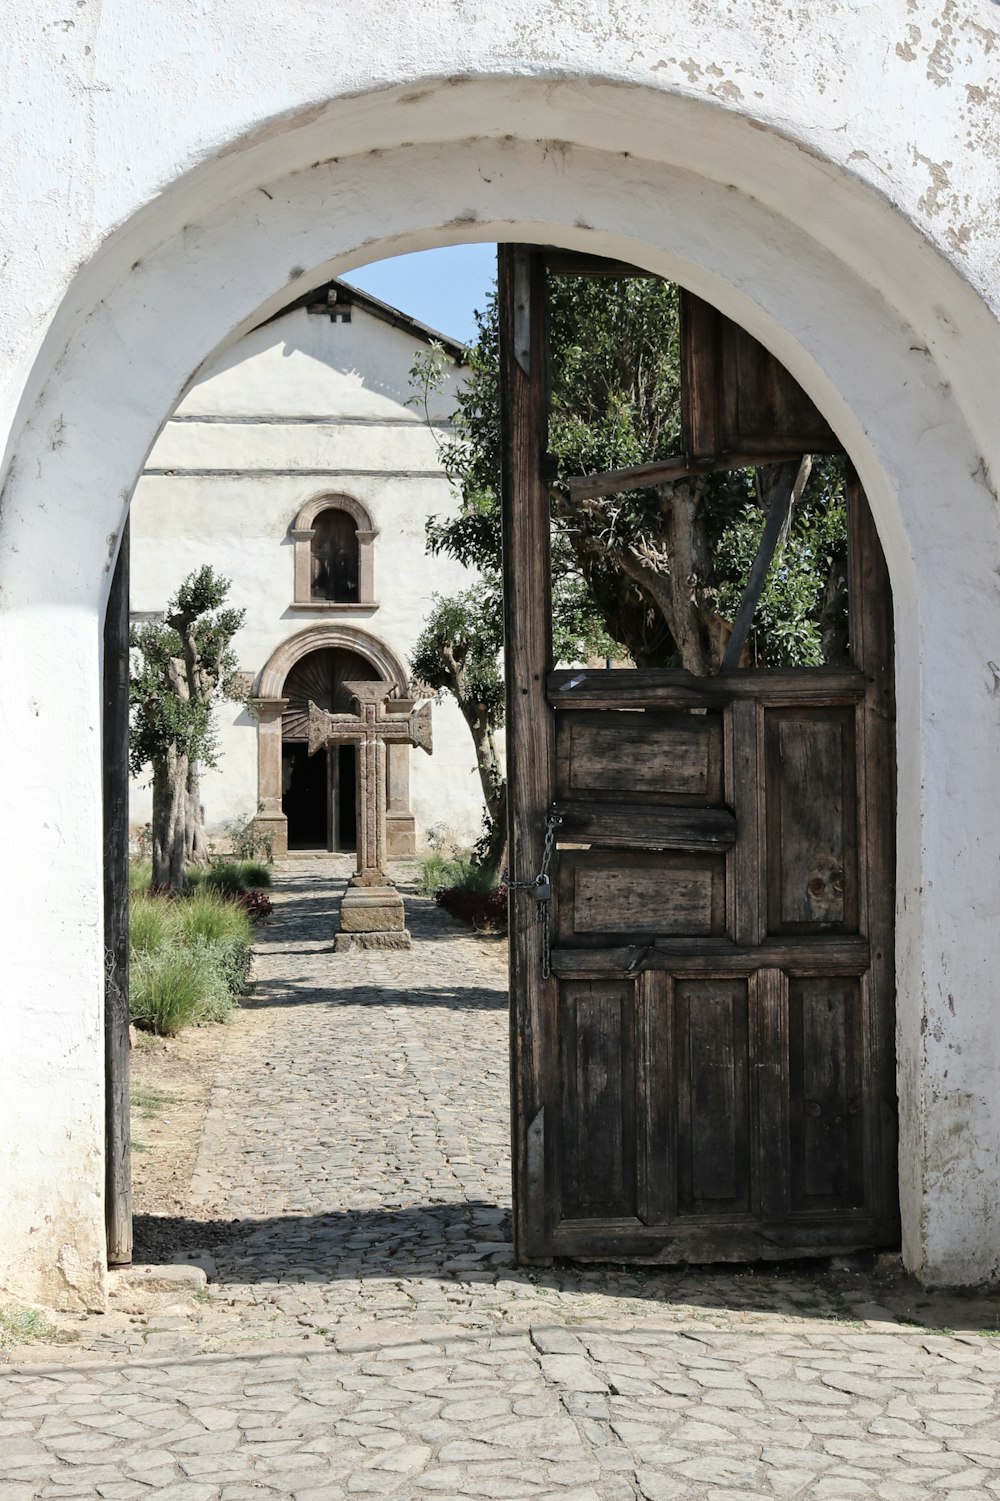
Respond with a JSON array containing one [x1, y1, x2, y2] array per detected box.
[[7, 859, 1000, 1500]]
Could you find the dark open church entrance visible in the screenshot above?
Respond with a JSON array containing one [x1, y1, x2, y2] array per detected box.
[[281, 742, 358, 851], [281, 646, 377, 852]]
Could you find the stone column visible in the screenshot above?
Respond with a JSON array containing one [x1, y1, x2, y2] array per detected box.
[[386, 702, 416, 857], [290, 528, 315, 602], [252, 696, 289, 858], [356, 528, 378, 603]]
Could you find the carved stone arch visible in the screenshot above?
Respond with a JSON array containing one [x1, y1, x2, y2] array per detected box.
[[290, 492, 378, 607], [252, 624, 414, 858]]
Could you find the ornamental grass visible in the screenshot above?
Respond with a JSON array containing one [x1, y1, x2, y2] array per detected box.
[[127, 873, 261, 1036]]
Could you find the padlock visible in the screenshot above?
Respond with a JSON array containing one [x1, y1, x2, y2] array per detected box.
[[532, 877, 551, 902]]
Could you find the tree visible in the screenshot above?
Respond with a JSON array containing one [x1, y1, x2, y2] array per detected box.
[[411, 275, 848, 863], [410, 587, 507, 875], [130, 566, 246, 891]]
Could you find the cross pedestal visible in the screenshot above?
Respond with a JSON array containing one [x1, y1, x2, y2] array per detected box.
[[307, 680, 432, 950]]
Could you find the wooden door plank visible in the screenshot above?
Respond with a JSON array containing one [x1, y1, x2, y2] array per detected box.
[[750, 967, 791, 1222], [553, 803, 736, 850], [726, 698, 765, 945], [500, 246, 557, 1261], [550, 936, 872, 978], [549, 666, 865, 708], [847, 475, 899, 1235], [104, 516, 132, 1267]]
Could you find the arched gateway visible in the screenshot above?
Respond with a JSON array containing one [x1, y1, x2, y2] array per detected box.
[[4, 11, 1000, 1305]]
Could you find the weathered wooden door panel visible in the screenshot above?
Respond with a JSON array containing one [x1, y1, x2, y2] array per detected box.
[[556, 709, 724, 803], [673, 977, 752, 1218], [556, 849, 727, 944], [558, 980, 638, 1220], [501, 246, 897, 1263], [787, 976, 866, 1211], [764, 707, 859, 933]]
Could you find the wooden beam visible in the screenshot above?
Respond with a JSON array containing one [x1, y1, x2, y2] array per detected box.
[[541, 248, 657, 279], [548, 665, 866, 709], [499, 246, 556, 1263], [104, 515, 132, 1267], [720, 459, 805, 671], [565, 450, 805, 503]]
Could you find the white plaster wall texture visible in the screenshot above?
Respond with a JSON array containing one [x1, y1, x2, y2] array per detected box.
[[129, 301, 486, 849], [3, 0, 1000, 1305]]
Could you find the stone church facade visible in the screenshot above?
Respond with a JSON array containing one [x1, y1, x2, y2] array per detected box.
[[129, 281, 487, 859]]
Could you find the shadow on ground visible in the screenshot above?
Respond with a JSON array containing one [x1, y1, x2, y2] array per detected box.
[[132, 1202, 1000, 1335]]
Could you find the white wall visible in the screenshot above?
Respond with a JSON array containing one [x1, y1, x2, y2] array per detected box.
[[129, 301, 486, 848], [2, 2, 1000, 1306]]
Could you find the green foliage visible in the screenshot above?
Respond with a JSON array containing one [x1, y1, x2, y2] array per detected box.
[[224, 811, 274, 864], [128, 565, 247, 780], [416, 847, 495, 897], [187, 858, 272, 894], [714, 457, 849, 666], [128, 883, 255, 1035], [176, 889, 254, 948], [200, 861, 248, 897], [0, 1303, 65, 1347], [130, 947, 222, 1035], [129, 892, 180, 954], [129, 859, 154, 895], [411, 588, 505, 727], [413, 277, 847, 672], [130, 1081, 177, 1118]]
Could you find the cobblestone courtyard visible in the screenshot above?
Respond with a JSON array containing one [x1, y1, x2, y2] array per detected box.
[[5, 860, 1000, 1500]]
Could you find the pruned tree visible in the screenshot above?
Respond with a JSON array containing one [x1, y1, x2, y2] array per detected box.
[[410, 587, 507, 877], [129, 566, 246, 891]]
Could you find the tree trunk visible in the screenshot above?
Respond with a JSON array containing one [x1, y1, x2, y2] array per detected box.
[[477, 780, 508, 885], [186, 761, 208, 866], [151, 746, 189, 892]]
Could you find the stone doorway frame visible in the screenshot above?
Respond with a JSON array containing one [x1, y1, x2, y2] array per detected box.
[[253, 623, 416, 859]]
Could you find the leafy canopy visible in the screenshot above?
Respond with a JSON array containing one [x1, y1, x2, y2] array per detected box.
[[129, 565, 247, 777], [411, 274, 847, 673]]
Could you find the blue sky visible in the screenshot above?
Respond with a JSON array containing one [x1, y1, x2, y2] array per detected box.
[[341, 243, 497, 346]]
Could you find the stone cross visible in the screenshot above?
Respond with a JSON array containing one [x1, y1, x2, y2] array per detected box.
[[307, 681, 432, 888]]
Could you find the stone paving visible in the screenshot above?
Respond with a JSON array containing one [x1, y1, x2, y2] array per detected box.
[[6, 858, 1000, 1499]]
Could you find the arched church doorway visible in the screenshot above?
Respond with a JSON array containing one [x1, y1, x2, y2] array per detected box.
[[280, 646, 379, 851], [254, 625, 417, 861]]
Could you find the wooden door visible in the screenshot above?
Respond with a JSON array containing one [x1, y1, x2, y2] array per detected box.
[[501, 248, 897, 1262]]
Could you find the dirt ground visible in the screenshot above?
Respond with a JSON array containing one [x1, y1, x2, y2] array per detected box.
[[128, 1021, 234, 1259]]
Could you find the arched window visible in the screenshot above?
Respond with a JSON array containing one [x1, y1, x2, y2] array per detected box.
[[290, 494, 377, 608], [311, 507, 359, 602]]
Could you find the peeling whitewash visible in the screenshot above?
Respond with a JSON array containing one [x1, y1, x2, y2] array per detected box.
[[129, 296, 487, 851], [2, 0, 1000, 1306]]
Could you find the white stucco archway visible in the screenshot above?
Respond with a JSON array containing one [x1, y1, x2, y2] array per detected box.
[[3, 48, 1000, 1306]]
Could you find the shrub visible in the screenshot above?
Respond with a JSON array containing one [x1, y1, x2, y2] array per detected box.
[[129, 893, 180, 954], [130, 946, 219, 1035], [416, 848, 491, 896], [436, 885, 508, 934], [237, 888, 274, 923], [224, 811, 274, 864], [240, 861, 272, 888], [187, 938, 246, 1020], [128, 859, 153, 895], [177, 888, 254, 947], [202, 861, 248, 896], [128, 883, 256, 1035]]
